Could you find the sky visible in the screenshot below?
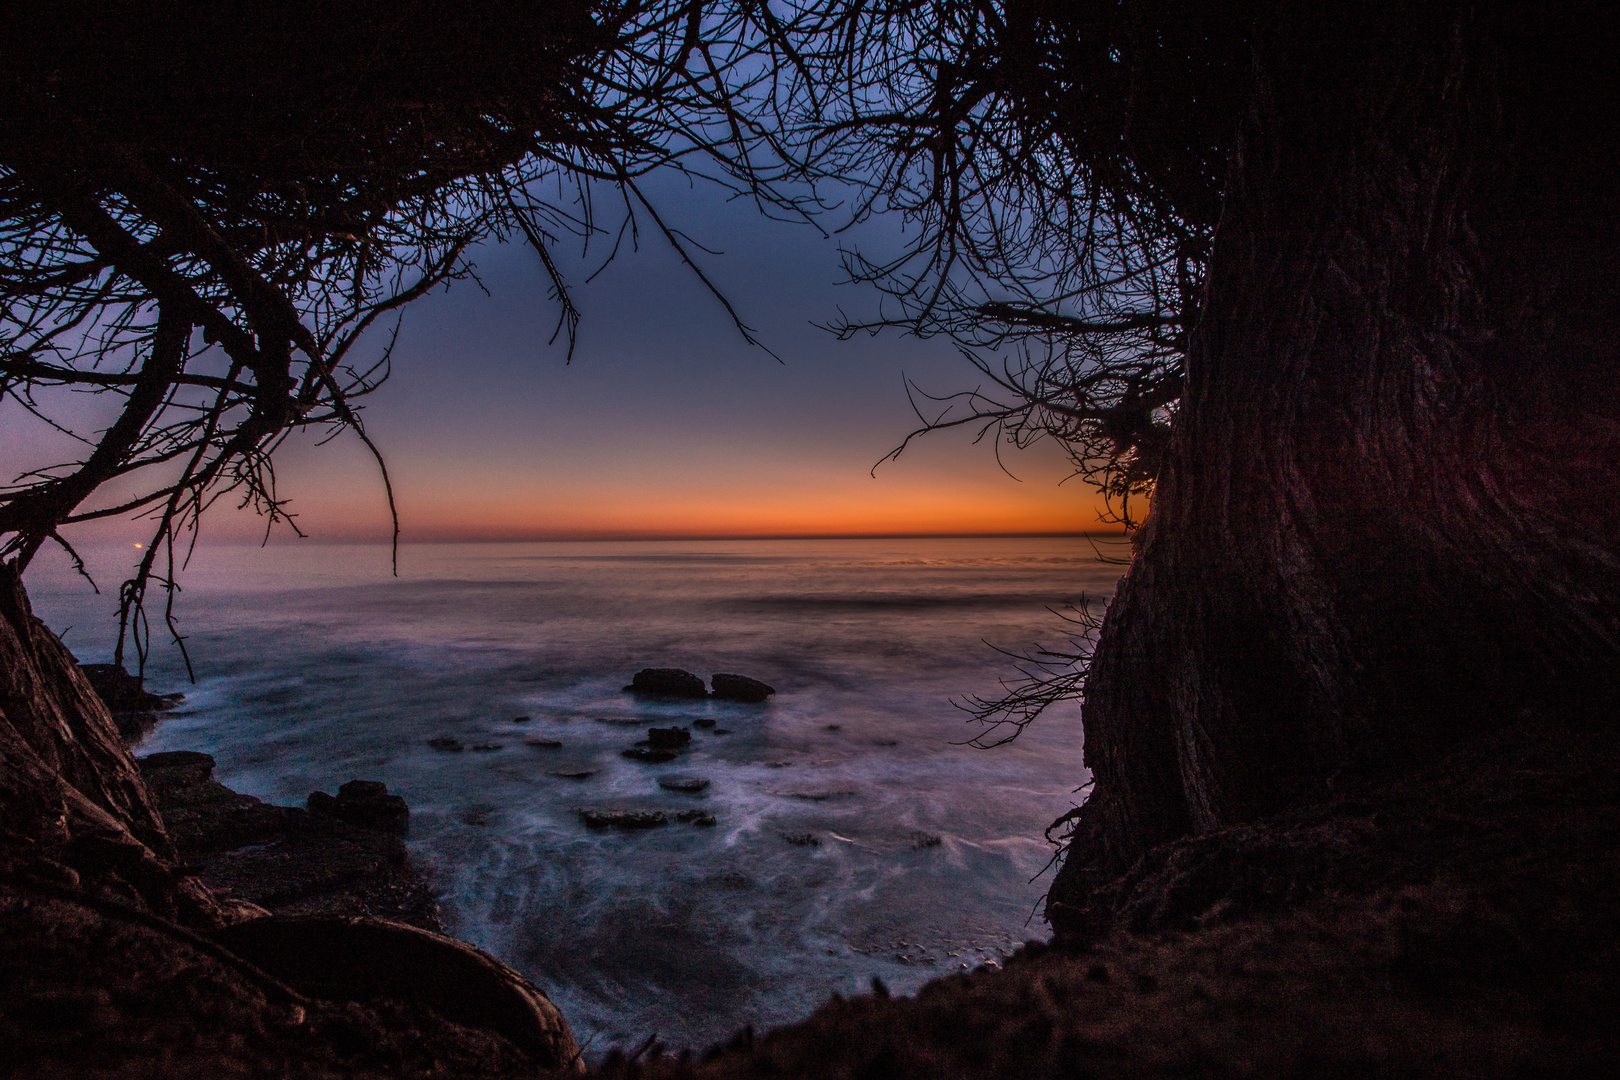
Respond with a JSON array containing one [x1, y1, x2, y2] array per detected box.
[[8, 173, 1114, 546]]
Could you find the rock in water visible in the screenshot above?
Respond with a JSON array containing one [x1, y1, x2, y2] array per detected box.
[[675, 809, 718, 826], [659, 776, 710, 794], [711, 673, 776, 703], [78, 662, 172, 712], [307, 779, 409, 835], [624, 667, 708, 698], [578, 809, 668, 830], [622, 747, 678, 764], [212, 915, 584, 1071], [647, 726, 692, 750]]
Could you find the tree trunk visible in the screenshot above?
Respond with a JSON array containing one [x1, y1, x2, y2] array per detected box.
[[0, 562, 221, 922], [1051, 5, 1620, 931]]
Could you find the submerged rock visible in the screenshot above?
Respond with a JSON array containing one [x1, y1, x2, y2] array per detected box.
[[711, 672, 776, 703], [427, 737, 464, 753], [647, 726, 692, 750], [307, 779, 410, 835], [622, 747, 678, 764], [524, 738, 563, 749], [625, 668, 708, 698], [675, 809, 718, 827], [782, 832, 820, 846], [693, 718, 717, 729], [551, 769, 597, 780], [578, 808, 667, 830], [659, 776, 710, 794]]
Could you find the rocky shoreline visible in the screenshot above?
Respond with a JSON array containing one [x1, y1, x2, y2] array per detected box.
[[137, 751, 442, 932], [5, 560, 1617, 1079]]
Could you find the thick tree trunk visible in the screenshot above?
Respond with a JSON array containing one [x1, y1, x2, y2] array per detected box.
[[0, 563, 222, 922], [1051, 6, 1620, 931]]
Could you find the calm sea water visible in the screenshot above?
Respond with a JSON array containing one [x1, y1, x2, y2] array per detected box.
[[28, 537, 1116, 1058]]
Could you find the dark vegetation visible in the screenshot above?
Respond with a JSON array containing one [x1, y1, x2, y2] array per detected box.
[[3, 1, 1620, 1075]]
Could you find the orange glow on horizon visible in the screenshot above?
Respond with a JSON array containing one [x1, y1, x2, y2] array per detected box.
[[398, 482, 1114, 541]]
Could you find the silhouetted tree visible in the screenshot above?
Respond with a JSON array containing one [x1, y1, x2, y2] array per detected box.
[[776, 0, 1620, 928], [0, 0, 809, 671]]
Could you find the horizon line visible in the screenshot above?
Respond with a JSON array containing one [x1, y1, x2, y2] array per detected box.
[[193, 529, 1131, 544]]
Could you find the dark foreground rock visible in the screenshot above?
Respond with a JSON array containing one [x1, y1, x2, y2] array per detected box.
[[615, 714, 1620, 1078], [710, 673, 775, 703], [79, 662, 183, 740], [625, 667, 708, 698], [214, 915, 581, 1069], [307, 779, 410, 835], [140, 752, 440, 930], [0, 884, 578, 1080]]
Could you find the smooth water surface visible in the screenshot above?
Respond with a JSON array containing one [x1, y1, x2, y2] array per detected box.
[[29, 537, 1117, 1057]]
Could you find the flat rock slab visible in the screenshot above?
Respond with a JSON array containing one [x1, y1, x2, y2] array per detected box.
[[659, 776, 711, 794], [578, 809, 667, 830]]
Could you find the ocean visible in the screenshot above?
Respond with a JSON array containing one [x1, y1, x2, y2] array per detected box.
[[27, 536, 1116, 1058]]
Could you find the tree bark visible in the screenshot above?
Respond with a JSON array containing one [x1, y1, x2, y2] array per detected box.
[[1051, 5, 1620, 929], [0, 563, 224, 922]]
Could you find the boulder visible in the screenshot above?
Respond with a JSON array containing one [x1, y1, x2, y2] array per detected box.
[[307, 779, 409, 835], [624, 668, 708, 699], [212, 915, 583, 1071], [647, 726, 692, 750], [711, 673, 775, 703]]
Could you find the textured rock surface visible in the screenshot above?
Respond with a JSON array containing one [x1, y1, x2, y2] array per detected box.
[[0, 565, 223, 926], [0, 886, 557, 1080], [141, 752, 441, 931]]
